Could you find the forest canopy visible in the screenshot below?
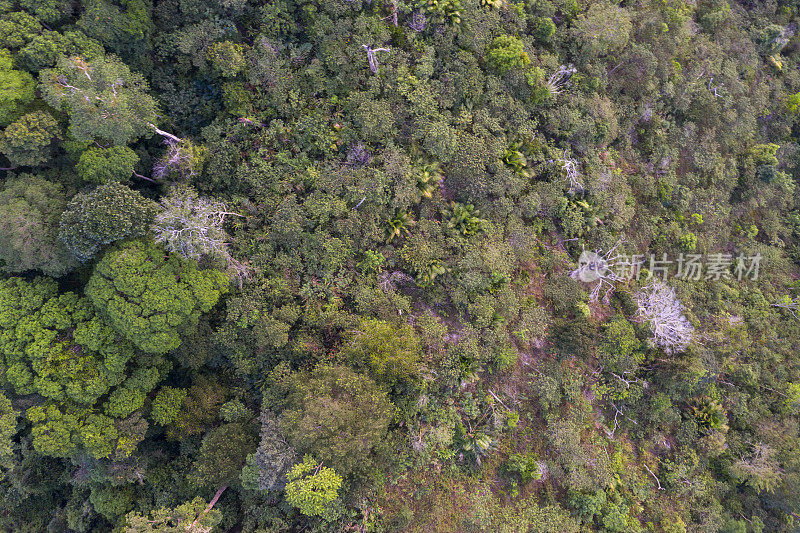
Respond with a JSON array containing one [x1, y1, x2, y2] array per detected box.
[[1, 0, 800, 531]]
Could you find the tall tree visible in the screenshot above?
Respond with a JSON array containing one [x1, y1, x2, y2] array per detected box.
[[0, 276, 137, 405], [85, 240, 229, 354], [40, 54, 158, 145], [280, 365, 393, 478], [58, 182, 158, 262], [0, 174, 75, 276]]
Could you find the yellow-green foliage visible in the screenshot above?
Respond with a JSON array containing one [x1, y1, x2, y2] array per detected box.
[[486, 35, 530, 75], [342, 318, 422, 393], [0, 277, 135, 405], [285, 455, 342, 520]]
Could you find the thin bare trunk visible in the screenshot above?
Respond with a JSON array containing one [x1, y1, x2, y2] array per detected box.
[[190, 485, 227, 529]]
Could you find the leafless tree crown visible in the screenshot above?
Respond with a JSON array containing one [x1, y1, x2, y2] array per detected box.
[[635, 281, 694, 354], [557, 149, 584, 194], [570, 238, 640, 304]]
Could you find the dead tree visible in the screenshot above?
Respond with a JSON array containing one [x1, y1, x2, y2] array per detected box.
[[558, 149, 584, 194], [408, 11, 427, 32], [545, 64, 576, 96], [383, 0, 398, 26], [772, 295, 800, 317], [570, 239, 638, 304], [362, 45, 390, 74], [635, 281, 694, 354], [188, 485, 227, 532], [153, 186, 248, 282], [147, 122, 182, 144]]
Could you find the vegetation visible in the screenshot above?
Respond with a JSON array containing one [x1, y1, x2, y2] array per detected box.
[[1, 0, 800, 531]]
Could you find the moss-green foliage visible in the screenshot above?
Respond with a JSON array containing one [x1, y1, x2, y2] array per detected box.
[[573, 2, 632, 56], [0, 174, 76, 276], [280, 365, 393, 478], [58, 183, 158, 262], [86, 240, 229, 354], [76, 0, 153, 56], [76, 146, 138, 183]]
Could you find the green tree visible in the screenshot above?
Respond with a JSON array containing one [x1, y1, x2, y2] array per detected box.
[[0, 277, 136, 405], [192, 422, 257, 489], [0, 110, 61, 167], [284, 454, 342, 520], [206, 41, 245, 78], [76, 145, 138, 183], [86, 240, 230, 354], [241, 409, 297, 492], [165, 376, 225, 440], [0, 12, 41, 50], [532, 17, 556, 44], [19, 0, 73, 24], [58, 182, 158, 262], [150, 386, 187, 425], [40, 55, 158, 145], [77, 0, 154, 55], [104, 365, 164, 418], [0, 174, 76, 276], [123, 497, 222, 533], [599, 318, 642, 374], [0, 392, 17, 480], [730, 444, 783, 493], [280, 365, 393, 477], [26, 403, 118, 459], [573, 2, 632, 56], [342, 318, 422, 393], [0, 49, 35, 127], [17, 30, 105, 73], [486, 35, 530, 75]]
